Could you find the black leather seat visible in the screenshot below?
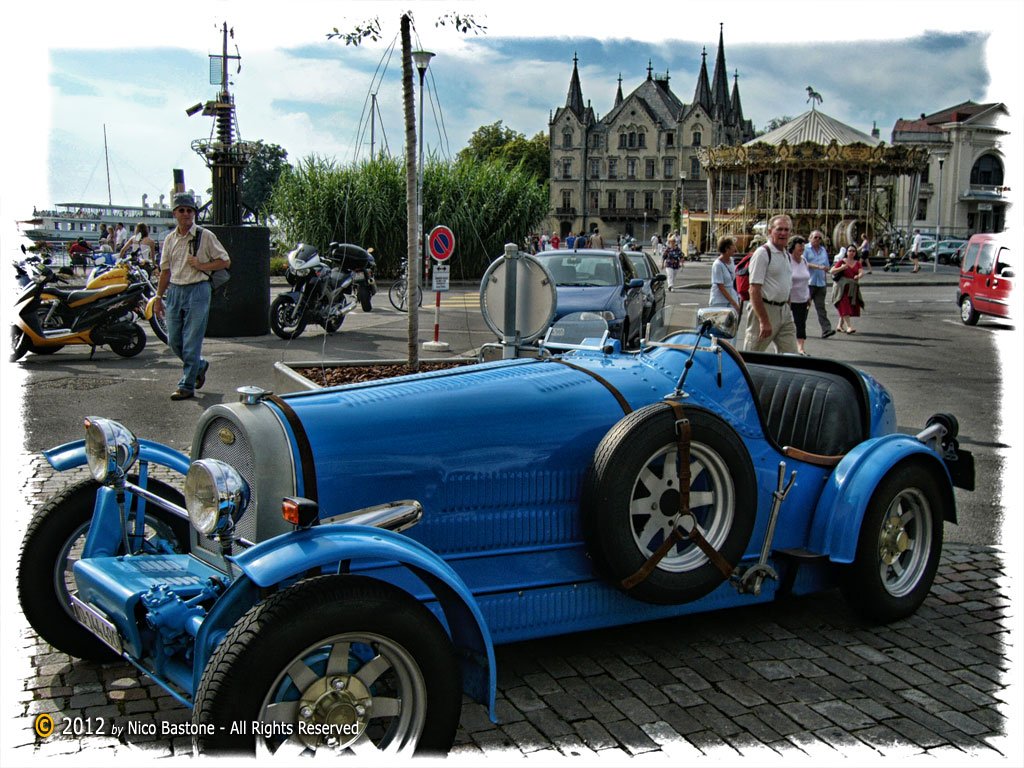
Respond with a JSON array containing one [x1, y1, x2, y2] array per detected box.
[[745, 363, 864, 457]]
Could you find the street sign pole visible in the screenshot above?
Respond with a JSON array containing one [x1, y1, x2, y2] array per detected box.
[[423, 225, 454, 352]]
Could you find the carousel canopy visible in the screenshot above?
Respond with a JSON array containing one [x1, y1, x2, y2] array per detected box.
[[748, 109, 879, 147]]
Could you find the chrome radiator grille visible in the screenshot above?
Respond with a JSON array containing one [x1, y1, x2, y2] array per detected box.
[[197, 416, 258, 550]]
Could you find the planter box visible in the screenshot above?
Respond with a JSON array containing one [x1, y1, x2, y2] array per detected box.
[[273, 358, 478, 393]]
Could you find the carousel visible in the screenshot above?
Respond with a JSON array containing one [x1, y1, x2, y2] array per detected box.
[[699, 99, 929, 253]]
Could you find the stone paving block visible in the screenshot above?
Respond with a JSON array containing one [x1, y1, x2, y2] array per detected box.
[[899, 688, 949, 715], [595, 655, 640, 681], [522, 672, 562, 696], [654, 702, 702, 736], [666, 665, 711, 690], [458, 701, 494, 733], [750, 703, 803, 737], [786, 729, 840, 756], [935, 709, 989, 736], [848, 696, 898, 721], [717, 679, 768, 708], [690, 703, 742, 737], [812, 725, 874, 752], [630, 662, 679, 687], [471, 729, 515, 753], [502, 719, 548, 753], [524, 707, 575, 740], [588, 674, 631, 701], [494, 697, 526, 724], [964, 705, 1005, 733], [551, 733, 597, 759], [773, 676, 831, 704], [733, 712, 780, 743], [885, 716, 948, 748], [700, 688, 748, 718], [573, 719, 617, 751], [565, 654, 604, 677], [748, 660, 795, 681], [778, 702, 833, 730], [684, 729, 741, 756], [542, 691, 590, 723], [854, 724, 925, 756], [786, 658, 828, 678], [610, 696, 658, 725], [537, 655, 578, 679], [813, 655, 867, 682], [809, 699, 877, 729], [504, 685, 547, 713], [622, 677, 669, 706], [662, 682, 704, 708], [640, 720, 703, 757]]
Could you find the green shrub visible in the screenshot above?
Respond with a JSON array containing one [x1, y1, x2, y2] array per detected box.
[[269, 256, 289, 276]]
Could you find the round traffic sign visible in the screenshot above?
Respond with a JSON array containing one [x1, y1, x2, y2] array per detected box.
[[428, 225, 455, 262]]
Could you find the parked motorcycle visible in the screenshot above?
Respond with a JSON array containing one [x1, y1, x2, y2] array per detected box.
[[86, 254, 168, 344], [10, 261, 149, 361], [270, 242, 376, 340]]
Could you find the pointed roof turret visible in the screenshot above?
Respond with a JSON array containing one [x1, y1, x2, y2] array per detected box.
[[692, 47, 712, 113], [730, 69, 744, 123], [710, 23, 731, 122], [565, 52, 585, 117], [614, 74, 624, 108]]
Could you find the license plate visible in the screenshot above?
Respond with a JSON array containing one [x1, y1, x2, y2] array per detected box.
[[70, 595, 124, 655]]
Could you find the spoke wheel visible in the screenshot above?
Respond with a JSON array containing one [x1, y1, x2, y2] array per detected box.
[[17, 477, 187, 660], [194, 575, 461, 757], [270, 294, 308, 339], [109, 323, 147, 357], [841, 461, 945, 623], [582, 403, 756, 604]]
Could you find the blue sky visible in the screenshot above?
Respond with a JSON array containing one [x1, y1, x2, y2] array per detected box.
[[1, 0, 1019, 215]]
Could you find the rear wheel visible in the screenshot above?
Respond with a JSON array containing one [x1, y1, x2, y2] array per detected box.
[[357, 284, 373, 312], [959, 296, 979, 325], [840, 462, 945, 623], [10, 326, 31, 362], [271, 295, 308, 339], [17, 477, 187, 660], [109, 324, 147, 357], [194, 576, 461, 757]]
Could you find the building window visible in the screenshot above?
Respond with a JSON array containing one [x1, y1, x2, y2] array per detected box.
[[625, 191, 636, 209], [590, 159, 600, 179], [562, 130, 573, 149], [970, 154, 1004, 186], [608, 158, 618, 179], [645, 159, 655, 179], [690, 157, 700, 179], [662, 191, 673, 211], [589, 190, 599, 211], [638, 132, 646, 149], [692, 131, 702, 147], [627, 159, 637, 179], [607, 190, 617, 209], [618, 134, 627, 149], [628, 132, 637, 149], [644, 191, 654, 210], [920, 165, 929, 184], [562, 190, 572, 210], [666, 132, 675, 148], [915, 197, 928, 221], [663, 158, 674, 178], [561, 159, 572, 179]]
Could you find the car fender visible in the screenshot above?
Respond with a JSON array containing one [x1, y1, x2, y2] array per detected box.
[[44, 438, 192, 476], [808, 434, 956, 564], [230, 525, 498, 719]]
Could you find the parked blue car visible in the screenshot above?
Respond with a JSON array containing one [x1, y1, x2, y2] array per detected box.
[[17, 309, 974, 757], [533, 249, 665, 348]]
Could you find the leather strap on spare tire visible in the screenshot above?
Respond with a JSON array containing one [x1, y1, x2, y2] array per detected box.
[[580, 401, 755, 605], [621, 401, 734, 589]]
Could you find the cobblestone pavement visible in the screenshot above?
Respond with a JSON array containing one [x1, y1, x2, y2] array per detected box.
[[7, 456, 1014, 763]]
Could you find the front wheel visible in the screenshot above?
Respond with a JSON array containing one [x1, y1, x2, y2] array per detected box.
[[10, 326, 31, 362], [149, 313, 169, 345], [193, 575, 461, 757], [270, 294, 308, 339], [840, 462, 946, 623], [960, 296, 979, 325], [17, 477, 188, 660], [109, 324, 147, 357]]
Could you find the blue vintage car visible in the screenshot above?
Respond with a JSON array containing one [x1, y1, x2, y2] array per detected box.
[[17, 308, 974, 757]]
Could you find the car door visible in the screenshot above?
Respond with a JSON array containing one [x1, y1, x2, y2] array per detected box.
[[959, 240, 982, 299], [618, 253, 644, 343], [974, 244, 1012, 318]]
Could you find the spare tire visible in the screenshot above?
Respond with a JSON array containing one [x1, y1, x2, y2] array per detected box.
[[581, 402, 757, 604]]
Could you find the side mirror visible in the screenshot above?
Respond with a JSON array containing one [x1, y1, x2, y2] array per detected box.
[[627, 278, 644, 289], [695, 307, 739, 339], [651, 274, 668, 284], [999, 267, 1014, 279]]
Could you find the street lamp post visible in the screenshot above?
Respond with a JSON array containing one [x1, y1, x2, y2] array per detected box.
[[934, 156, 944, 273], [412, 50, 434, 296], [679, 173, 687, 252]]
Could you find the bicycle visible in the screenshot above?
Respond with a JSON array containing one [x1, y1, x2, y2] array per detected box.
[[388, 260, 424, 312]]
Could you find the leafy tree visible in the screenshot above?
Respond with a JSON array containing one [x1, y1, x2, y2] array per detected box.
[[241, 141, 289, 224], [756, 115, 793, 137], [459, 122, 549, 183]]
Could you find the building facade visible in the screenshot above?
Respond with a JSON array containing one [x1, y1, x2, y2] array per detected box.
[[548, 27, 754, 244], [890, 101, 1010, 240]]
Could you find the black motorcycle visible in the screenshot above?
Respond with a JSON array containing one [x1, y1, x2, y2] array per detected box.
[[11, 261, 148, 361], [270, 243, 376, 340]]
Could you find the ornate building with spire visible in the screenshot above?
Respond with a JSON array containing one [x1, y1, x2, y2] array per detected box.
[[548, 26, 754, 243]]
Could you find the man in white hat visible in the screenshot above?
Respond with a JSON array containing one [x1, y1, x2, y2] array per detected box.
[[155, 194, 230, 400]]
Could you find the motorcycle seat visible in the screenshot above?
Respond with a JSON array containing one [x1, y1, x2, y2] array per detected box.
[[47, 284, 128, 308]]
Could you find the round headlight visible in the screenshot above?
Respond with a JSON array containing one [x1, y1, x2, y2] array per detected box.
[[83, 417, 139, 483], [184, 459, 250, 537]]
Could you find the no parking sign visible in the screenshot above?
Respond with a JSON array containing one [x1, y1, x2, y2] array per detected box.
[[428, 225, 455, 262]]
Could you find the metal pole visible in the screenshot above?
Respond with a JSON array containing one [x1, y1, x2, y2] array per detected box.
[[934, 158, 943, 273]]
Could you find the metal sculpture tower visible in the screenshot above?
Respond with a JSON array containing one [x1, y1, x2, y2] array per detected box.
[[189, 22, 255, 225]]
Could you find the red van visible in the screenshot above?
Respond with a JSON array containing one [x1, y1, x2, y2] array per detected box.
[[957, 233, 1014, 325]]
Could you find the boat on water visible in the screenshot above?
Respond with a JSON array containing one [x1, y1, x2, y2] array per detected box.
[[18, 197, 179, 248]]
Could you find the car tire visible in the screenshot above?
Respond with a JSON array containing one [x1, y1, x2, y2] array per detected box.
[[581, 403, 757, 604], [270, 294, 308, 339], [960, 296, 979, 326], [193, 575, 461, 757], [839, 461, 946, 623], [17, 477, 187, 661]]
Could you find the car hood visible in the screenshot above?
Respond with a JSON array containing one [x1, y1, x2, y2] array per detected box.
[[554, 286, 623, 318]]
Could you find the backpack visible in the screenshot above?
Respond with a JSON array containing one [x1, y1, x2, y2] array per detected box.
[[189, 227, 231, 293], [734, 246, 770, 301]]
